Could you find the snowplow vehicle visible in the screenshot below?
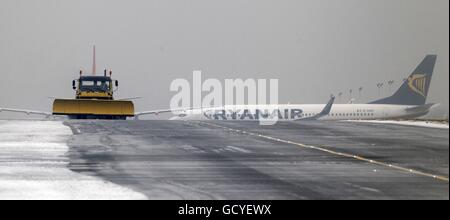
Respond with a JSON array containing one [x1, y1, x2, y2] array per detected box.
[[52, 72, 134, 120], [0, 46, 178, 120]]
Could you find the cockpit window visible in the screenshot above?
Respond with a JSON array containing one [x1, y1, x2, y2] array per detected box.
[[80, 80, 111, 92]]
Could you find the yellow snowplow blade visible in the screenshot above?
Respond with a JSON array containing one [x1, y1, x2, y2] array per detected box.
[[53, 99, 134, 119]]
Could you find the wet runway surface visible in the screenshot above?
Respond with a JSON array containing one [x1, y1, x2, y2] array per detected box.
[[65, 120, 449, 199]]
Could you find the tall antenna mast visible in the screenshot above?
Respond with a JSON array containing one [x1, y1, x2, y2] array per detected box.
[[92, 45, 96, 75]]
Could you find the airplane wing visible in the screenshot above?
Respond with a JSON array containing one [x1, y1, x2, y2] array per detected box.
[[0, 108, 52, 117], [116, 97, 143, 101], [135, 109, 178, 116], [295, 95, 335, 121], [134, 106, 218, 119], [47, 96, 72, 100], [405, 103, 440, 113], [136, 97, 336, 121]]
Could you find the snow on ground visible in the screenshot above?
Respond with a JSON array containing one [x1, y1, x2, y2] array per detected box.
[[349, 120, 449, 129], [0, 120, 147, 200]]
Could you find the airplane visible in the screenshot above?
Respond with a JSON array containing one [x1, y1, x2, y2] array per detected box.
[[167, 55, 438, 121], [0, 55, 438, 122]]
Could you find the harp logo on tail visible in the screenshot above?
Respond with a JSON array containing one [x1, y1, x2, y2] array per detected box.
[[407, 74, 427, 97]]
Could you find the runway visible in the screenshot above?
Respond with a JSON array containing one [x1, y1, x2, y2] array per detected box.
[[0, 120, 146, 200], [64, 120, 449, 200]]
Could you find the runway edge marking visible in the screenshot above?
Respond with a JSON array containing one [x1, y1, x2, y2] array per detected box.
[[193, 121, 449, 183]]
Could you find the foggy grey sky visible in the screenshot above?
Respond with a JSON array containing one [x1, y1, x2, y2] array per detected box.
[[0, 0, 448, 119]]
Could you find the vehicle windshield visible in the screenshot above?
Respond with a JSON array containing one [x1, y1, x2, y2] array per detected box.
[[80, 79, 111, 92]]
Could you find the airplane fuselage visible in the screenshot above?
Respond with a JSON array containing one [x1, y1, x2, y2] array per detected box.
[[172, 104, 427, 121]]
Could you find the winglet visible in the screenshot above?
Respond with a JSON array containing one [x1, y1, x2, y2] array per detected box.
[[294, 95, 335, 121], [318, 95, 335, 117]]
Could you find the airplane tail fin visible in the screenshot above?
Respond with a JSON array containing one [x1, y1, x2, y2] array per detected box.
[[370, 55, 437, 105]]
